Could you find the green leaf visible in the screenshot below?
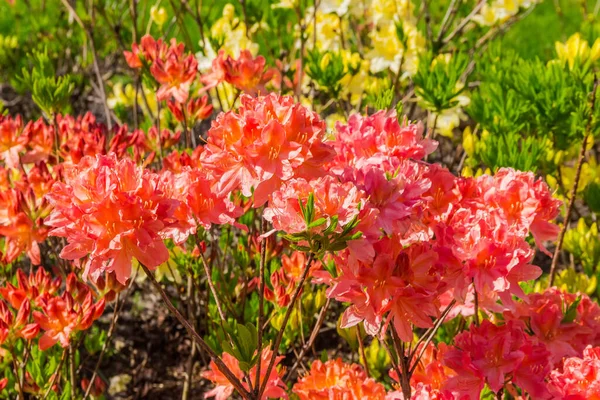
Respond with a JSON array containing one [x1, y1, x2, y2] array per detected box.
[[562, 296, 582, 324]]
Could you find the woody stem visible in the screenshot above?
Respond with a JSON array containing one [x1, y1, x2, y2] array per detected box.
[[140, 263, 252, 400], [257, 252, 314, 399]]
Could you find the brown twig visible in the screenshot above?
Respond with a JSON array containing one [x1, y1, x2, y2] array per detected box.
[[60, 0, 112, 131], [357, 329, 370, 377], [139, 263, 252, 400], [285, 298, 331, 382], [257, 252, 315, 399], [549, 78, 599, 286], [82, 293, 124, 400], [409, 300, 456, 375], [254, 218, 269, 394]]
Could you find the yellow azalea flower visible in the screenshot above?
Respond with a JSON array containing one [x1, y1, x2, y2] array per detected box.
[[150, 5, 167, 27], [205, 3, 259, 63], [462, 126, 476, 157], [555, 32, 600, 70], [340, 61, 370, 106], [473, 4, 500, 26], [366, 21, 404, 74], [271, 0, 297, 9], [107, 82, 158, 117], [306, 11, 347, 50], [462, 166, 490, 177], [369, 0, 415, 26]]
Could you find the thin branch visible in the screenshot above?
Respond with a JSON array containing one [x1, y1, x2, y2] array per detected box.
[[82, 293, 123, 400], [442, 1, 486, 46], [60, 0, 113, 131], [254, 218, 269, 394], [549, 78, 599, 286], [357, 329, 370, 377], [257, 253, 315, 399], [139, 263, 252, 400], [285, 298, 331, 382], [409, 300, 456, 375]]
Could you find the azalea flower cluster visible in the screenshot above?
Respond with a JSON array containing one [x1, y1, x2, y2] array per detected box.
[[0, 268, 104, 351], [293, 358, 387, 399], [0, 85, 584, 399], [323, 111, 561, 341], [381, 287, 600, 399]]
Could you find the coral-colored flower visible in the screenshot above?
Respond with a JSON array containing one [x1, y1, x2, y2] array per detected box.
[[0, 268, 61, 309], [33, 285, 105, 350], [201, 93, 334, 205], [202, 50, 278, 94], [0, 187, 48, 265], [478, 168, 561, 255], [264, 175, 363, 235], [124, 34, 169, 69], [22, 118, 55, 164], [547, 345, 600, 399], [329, 239, 441, 339], [329, 111, 437, 173], [150, 39, 198, 103], [0, 299, 40, 345], [108, 125, 151, 164], [202, 348, 288, 400], [45, 154, 183, 283], [0, 115, 26, 168], [56, 113, 107, 165], [443, 320, 551, 399], [264, 251, 323, 307], [293, 358, 387, 400], [167, 95, 213, 124], [389, 343, 455, 399], [505, 288, 600, 364]]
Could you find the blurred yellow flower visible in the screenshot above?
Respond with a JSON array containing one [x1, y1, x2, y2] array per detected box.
[[199, 3, 259, 69], [150, 5, 167, 26], [555, 33, 600, 70]]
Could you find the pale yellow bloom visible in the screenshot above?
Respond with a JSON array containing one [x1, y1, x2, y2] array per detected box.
[[107, 82, 158, 118], [150, 5, 167, 26], [306, 11, 347, 50], [198, 3, 259, 69], [319, 0, 351, 16], [555, 33, 600, 70], [369, 0, 415, 26]]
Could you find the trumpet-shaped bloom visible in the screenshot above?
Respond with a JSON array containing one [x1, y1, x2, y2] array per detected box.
[[330, 111, 437, 173], [293, 358, 387, 400], [33, 289, 105, 350], [329, 240, 441, 339], [0, 115, 26, 168], [0, 268, 61, 309], [264, 251, 323, 307], [505, 288, 600, 364], [0, 299, 40, 345], [151, 39, 198, 103], [202, 49, 278, 94], [45, 154, 182, 283]]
